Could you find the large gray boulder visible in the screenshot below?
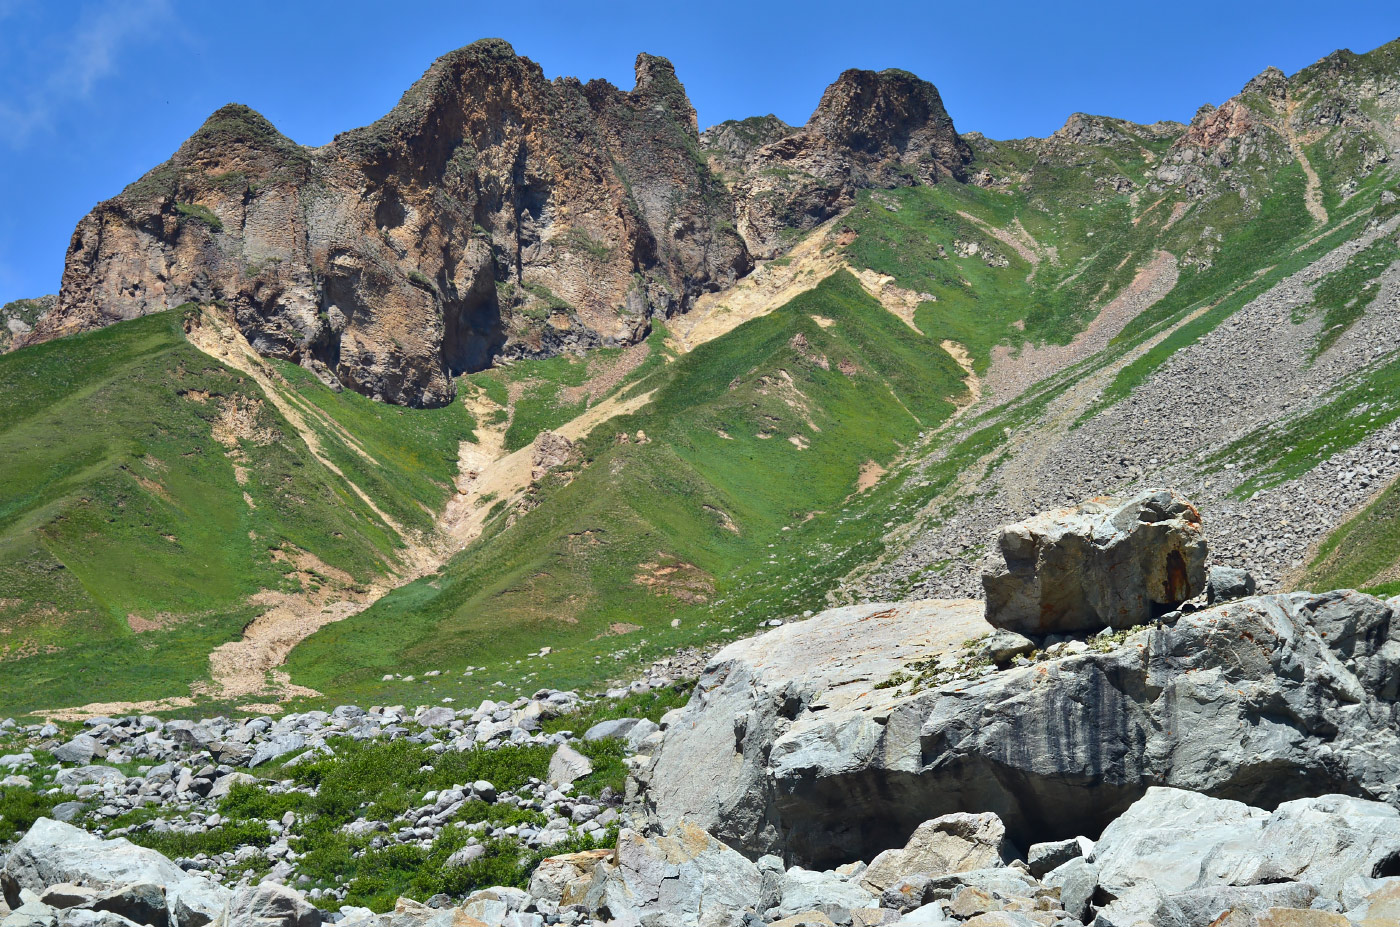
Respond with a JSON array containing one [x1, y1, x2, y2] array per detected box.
[[981, 489, 1207, 634], [587, 823, 763, 927], [2, 819, 229, 927], [1090, 787, 1400, 924], [643, 590, 1400, 865]]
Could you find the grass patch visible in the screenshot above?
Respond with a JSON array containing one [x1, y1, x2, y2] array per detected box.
[[174, 203, 223, 232]]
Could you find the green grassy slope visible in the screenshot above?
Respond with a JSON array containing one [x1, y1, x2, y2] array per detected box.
[[286, 271, 967, 704], [0, 311, 472, 713]]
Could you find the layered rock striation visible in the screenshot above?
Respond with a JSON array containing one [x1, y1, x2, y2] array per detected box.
[[644, 587, 1400, 868]]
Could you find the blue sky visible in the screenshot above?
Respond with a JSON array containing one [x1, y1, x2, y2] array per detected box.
[[2, 0, 1398, 305]]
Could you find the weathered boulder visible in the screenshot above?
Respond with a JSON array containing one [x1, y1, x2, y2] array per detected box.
[[210, 883, 318, 927], [546, 745, 592, 790], [1089, 787, 1400, 925], [860, 814, 1015, 893], [643, 599, 991, 863], [50, 737, 99, 766], [2, 819, 229, 927], [86, 884, 166, 927], [1207, 565, 1258, 604], [770, 867, 877, 923], [587, 824, 762, 927], [527, 849, 613, 908], [1025, 837, 1091, 878], [643, 590, 1400, 864], [981, 490, 1207, 634]]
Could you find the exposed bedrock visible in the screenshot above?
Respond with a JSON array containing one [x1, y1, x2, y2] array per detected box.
[[641, 588, 1400, 867]]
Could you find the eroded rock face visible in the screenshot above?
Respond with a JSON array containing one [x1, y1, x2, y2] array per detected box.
[[981, 489, 1208, 634], [641, 590, 1400, 867], [27, 41, 751, 407], [703, 68, 971, 257]]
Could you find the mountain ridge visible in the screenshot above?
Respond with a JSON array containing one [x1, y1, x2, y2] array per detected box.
[[0, 35, 1397, 718]]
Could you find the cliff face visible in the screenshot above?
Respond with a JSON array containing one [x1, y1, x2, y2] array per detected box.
[[30, 41, 752, 406], [703, 68, 972, 256]]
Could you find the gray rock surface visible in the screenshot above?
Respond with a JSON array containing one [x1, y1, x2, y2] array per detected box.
[[546, 745, 592, 790], [982, 490, 1208, 634], [1092, 787, 1400, 924], [589, 824, 762, 927], [2, 820, 227, 927], [210, 884, 317, 927], [644, 589, 1400, 863], [1206, 565, 1258, 604], [860, 815, 1014, 894], [642, 599, 991, 863]]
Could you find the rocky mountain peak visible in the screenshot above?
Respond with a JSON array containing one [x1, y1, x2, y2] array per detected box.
[[1241, 65, 1288, 104], [631, 52, 698, 133], [807, 67, 969, 171]]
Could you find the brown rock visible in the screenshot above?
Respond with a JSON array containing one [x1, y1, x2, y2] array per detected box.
[[982, 489, 1207, 634], [30, 40, 751, 407]]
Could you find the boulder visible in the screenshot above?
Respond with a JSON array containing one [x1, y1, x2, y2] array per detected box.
[[1091, 787, 1400, 924], [51, 737, 99, 766], [210, 884, 318, 927], [87, 884, 166, 927], [526, 849, 613, 907], [643, 590, 1400, 863], [248, 735, 306, 768], [1026, 837, 1090, 878], [48, 804, 85, 825], [979, 631, 1034, 665], [588, 824, 762, 927], [981, 490, 1207, 634], [584, 719, 643, 743], [4, 901, 57, 927], [3, 820, 228, 927], [771, 867, 877, 923], [860, 815, 1014, 893], [546, 745, 592, 790], [1206, 565, 1257, 604], [54, 768, 123, 789]]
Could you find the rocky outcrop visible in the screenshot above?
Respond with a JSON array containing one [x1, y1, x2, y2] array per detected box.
[[981, 489, 1208, 634], [704, 69, 971, 257], [0, 296, 55, 353], [25, 41, 751, 406], [641, 588, 1400, 867], [29, 42, 987, 407]]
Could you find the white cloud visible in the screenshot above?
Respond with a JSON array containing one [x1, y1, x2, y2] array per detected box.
[[0, 0, 174, 144]]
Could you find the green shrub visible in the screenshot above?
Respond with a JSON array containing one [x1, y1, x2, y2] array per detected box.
[[0, 787, 59, 843], [174, 203, 223, 232]]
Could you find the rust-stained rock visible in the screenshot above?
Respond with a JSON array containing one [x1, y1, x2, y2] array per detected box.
[[981, 489, 1208, 634]]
